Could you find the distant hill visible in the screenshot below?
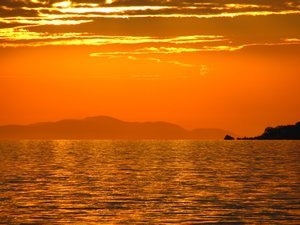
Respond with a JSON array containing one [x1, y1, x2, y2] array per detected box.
[[239, 121, 300, 140], [0, 116, 235, 140]]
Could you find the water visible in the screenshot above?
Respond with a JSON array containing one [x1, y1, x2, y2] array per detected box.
[[0, 140, 299, 224]]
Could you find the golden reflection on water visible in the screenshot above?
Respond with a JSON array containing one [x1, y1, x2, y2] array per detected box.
[[0, 140, 299, 224]]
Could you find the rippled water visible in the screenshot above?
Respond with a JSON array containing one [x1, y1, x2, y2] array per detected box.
[[0, 140, 299, 224]]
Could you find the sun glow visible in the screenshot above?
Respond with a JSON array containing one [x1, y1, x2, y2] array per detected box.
[[105, 0, 114, 4], [52, 1, 72, 8]]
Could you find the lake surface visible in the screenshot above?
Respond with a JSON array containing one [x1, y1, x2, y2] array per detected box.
[[0, 140, 299, 224]]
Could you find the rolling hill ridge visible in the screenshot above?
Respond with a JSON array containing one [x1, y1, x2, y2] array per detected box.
[[0, 116, 235, 140]]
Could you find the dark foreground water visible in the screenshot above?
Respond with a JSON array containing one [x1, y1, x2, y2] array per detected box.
[[0, 140, 299, 224]]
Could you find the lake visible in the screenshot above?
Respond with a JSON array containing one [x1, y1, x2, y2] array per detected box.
[[0, 140, 299, 224]]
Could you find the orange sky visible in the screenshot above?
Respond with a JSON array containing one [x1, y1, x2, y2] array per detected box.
[[0, 0, 300, 136]]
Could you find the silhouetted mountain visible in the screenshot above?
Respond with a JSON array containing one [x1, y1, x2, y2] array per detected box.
[[238, 122, 300, 140], [0, 116, 235, 140]]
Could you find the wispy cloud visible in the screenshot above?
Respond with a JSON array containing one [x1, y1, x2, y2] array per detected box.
[[126, 55, 201, 68], [89, 45, 243, 57], [1, 0, 299, 54], [0, 0, 299, 28], [1, 25, 299, 52], [0, 16, 93, 26], [88, 47, 208, 76], [0, 28, 224, 47], [283, 38, 300, 43]]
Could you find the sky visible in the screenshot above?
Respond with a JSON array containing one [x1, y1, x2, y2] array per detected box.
[[0, 0, 299, 136]]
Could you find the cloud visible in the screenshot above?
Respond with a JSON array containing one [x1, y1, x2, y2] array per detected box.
[[0, 29, 225, 47], [0, 0, 299, 27], [89, 45, 243, 58], [90, 47, 200, 56], [0, 0, 299, 51], [89, 47, 210, 77], [0, 17, 93, 26], [2, 25, 298, 51], [127, 56, 210, 79], [283, 38, 300, 43], [126, 55, 200, 68]]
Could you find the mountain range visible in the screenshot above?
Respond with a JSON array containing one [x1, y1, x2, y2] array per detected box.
[[0, 116, 235, 140]]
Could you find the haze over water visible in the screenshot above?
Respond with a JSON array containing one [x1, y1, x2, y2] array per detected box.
[[0, 140, 299, 224]]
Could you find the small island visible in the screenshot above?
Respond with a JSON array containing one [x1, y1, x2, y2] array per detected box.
[[224, 135, 235, 140], [238, 121, 300, 140]]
